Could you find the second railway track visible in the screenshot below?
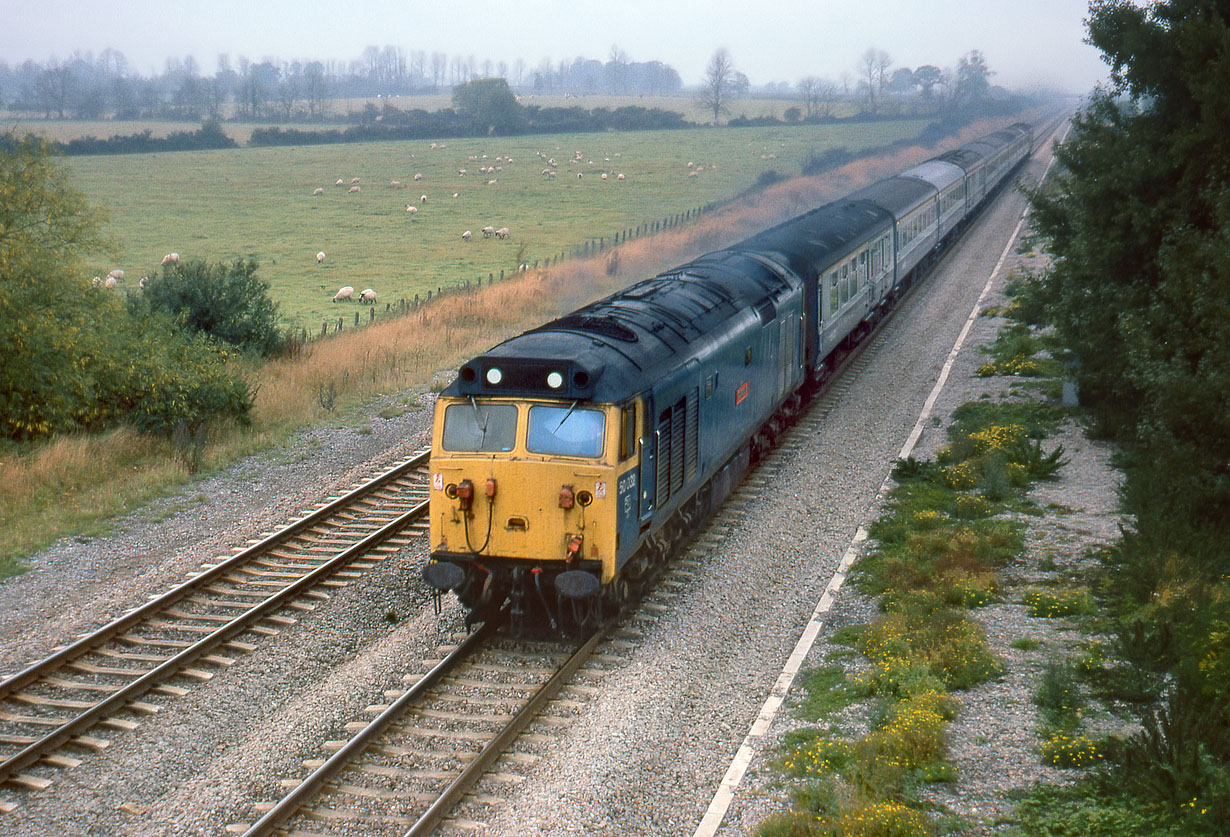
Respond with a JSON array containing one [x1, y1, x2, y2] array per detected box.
[[0, 450, 433, 808]]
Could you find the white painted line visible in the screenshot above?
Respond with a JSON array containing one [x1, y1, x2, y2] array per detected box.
[[691, 143, 1058, 836]]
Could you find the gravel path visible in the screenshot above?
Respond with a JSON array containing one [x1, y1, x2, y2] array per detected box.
[[0, 123, 1120, 837]]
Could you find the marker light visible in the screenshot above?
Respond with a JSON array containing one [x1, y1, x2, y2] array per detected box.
[[486, 367, 503, 385], [546, 371, 564, 389]]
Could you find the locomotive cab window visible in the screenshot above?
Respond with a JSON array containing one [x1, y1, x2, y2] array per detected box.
[[527, 404, 606, 458], [619, 404, 637, 461], [442, 402, 518, 452]]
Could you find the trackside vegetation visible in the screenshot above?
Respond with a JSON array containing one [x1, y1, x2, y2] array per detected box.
[[757, 328, 1068, 834], [1013, 0, 1230, 830]]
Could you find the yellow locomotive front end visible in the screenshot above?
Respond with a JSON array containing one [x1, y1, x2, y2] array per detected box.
[[425, 393, 631, 630]]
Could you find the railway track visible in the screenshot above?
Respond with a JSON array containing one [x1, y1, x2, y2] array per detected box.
[[238, 620, 615, 835], [0, 450, 432, 807]]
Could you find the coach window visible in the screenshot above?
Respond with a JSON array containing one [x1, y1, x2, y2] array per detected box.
[[619, 403, 637, 460], [829, 271, 839, 312]]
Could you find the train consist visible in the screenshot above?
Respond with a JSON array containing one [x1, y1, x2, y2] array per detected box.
[[423, 122, 1033, 633]]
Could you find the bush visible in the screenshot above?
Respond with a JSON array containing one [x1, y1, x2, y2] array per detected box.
[[143, 258, 283, 356]]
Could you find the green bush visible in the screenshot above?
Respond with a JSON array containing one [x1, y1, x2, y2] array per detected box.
[[143, 258, 284, 356]]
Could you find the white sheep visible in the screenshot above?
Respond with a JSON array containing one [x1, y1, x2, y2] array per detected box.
[[349, 185, 361, 193], [495, 227, 510, 239], [617, 173, 626, 181], [139, 276, 148, 289], [405, 205, 417, 214], [458, 169, 467, 176], [108, 269, 124, 280], [487, 179, 497, 186], [316, 251, 326, 264], [420, 194, 427, 203], [413, 173, 423, 182], [161, 252, 180, 265], [336, 178, 345, 185], [103, 276, 118, 289], [601, 173, 608, 181], [350, 177, 360, 184], [452, 192, 460, 198], [462, 230, 472, 241], [389, 180, 401, 187], [333, 285, 354, 302], [359, 288, 377, 304], [482, 226, 495, 238]]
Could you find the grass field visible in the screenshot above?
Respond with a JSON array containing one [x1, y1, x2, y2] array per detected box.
[[65, 119, 929, 329]]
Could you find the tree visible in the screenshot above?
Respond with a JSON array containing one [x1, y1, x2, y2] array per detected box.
[[0, 135, 252, 441], [954, 50, 992, 108], [914, 65, 943, 101], [698, 48, 735, 124], [859, 48, 891, 112], [1027, 1, 1230, 801], [451, 77, 525, 133]]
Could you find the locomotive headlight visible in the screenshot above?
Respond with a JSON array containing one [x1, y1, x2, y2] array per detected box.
[[546, 371, 564, 389], [485, 367, 503, 385]]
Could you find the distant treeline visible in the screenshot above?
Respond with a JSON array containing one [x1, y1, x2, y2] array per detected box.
[[248, 104, 691, 146], [41, 99, 1022, 157]]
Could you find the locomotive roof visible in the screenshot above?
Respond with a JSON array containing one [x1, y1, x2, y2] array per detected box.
[[447, 249, 798, 404]]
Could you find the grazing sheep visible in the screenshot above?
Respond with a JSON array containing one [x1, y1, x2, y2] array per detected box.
[[413, 172, 423, 181], [313, 187, 324, 195], [457, 169, 466, 176], [617, 173, 626, 181], [336, 178, 345, 185], [482, 226, 495, 238], [333, 285, 354, 302], [405, 205, 417, 214], [420, 194, 427, 203], [495, 227, 510, 239], [389, 180, 401, 187], [452, 192, 460, 198], [359, 288, 377, 304], [316, 251, 326, 264], [576, 172, 583, 179], [161, 252, 180, 266], [108, 269, 124, 280], [349, 185, 361, 193], [462, 230, 472, 241], [601, 173, 608, 181], [103, 276, 118, 289], [487, 179, 497, 186], [350, 177, 360, 184], [139, 276, 148, 289]]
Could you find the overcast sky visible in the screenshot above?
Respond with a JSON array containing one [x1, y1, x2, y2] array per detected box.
[[2, 0, 1108, 93]]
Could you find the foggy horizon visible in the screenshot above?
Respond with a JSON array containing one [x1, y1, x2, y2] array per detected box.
[[2, 0, 1107, 97]]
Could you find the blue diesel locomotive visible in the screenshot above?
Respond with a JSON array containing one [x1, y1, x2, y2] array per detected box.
[[424, 123, 1033, 632]]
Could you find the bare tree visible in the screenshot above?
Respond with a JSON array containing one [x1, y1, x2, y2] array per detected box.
[[302, 61, 329, 119], [697, 48, 735, 124], [859, 48, 891, 112]]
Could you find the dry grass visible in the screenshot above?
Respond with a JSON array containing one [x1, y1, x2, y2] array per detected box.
[[0, 113, 1037, 573]]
